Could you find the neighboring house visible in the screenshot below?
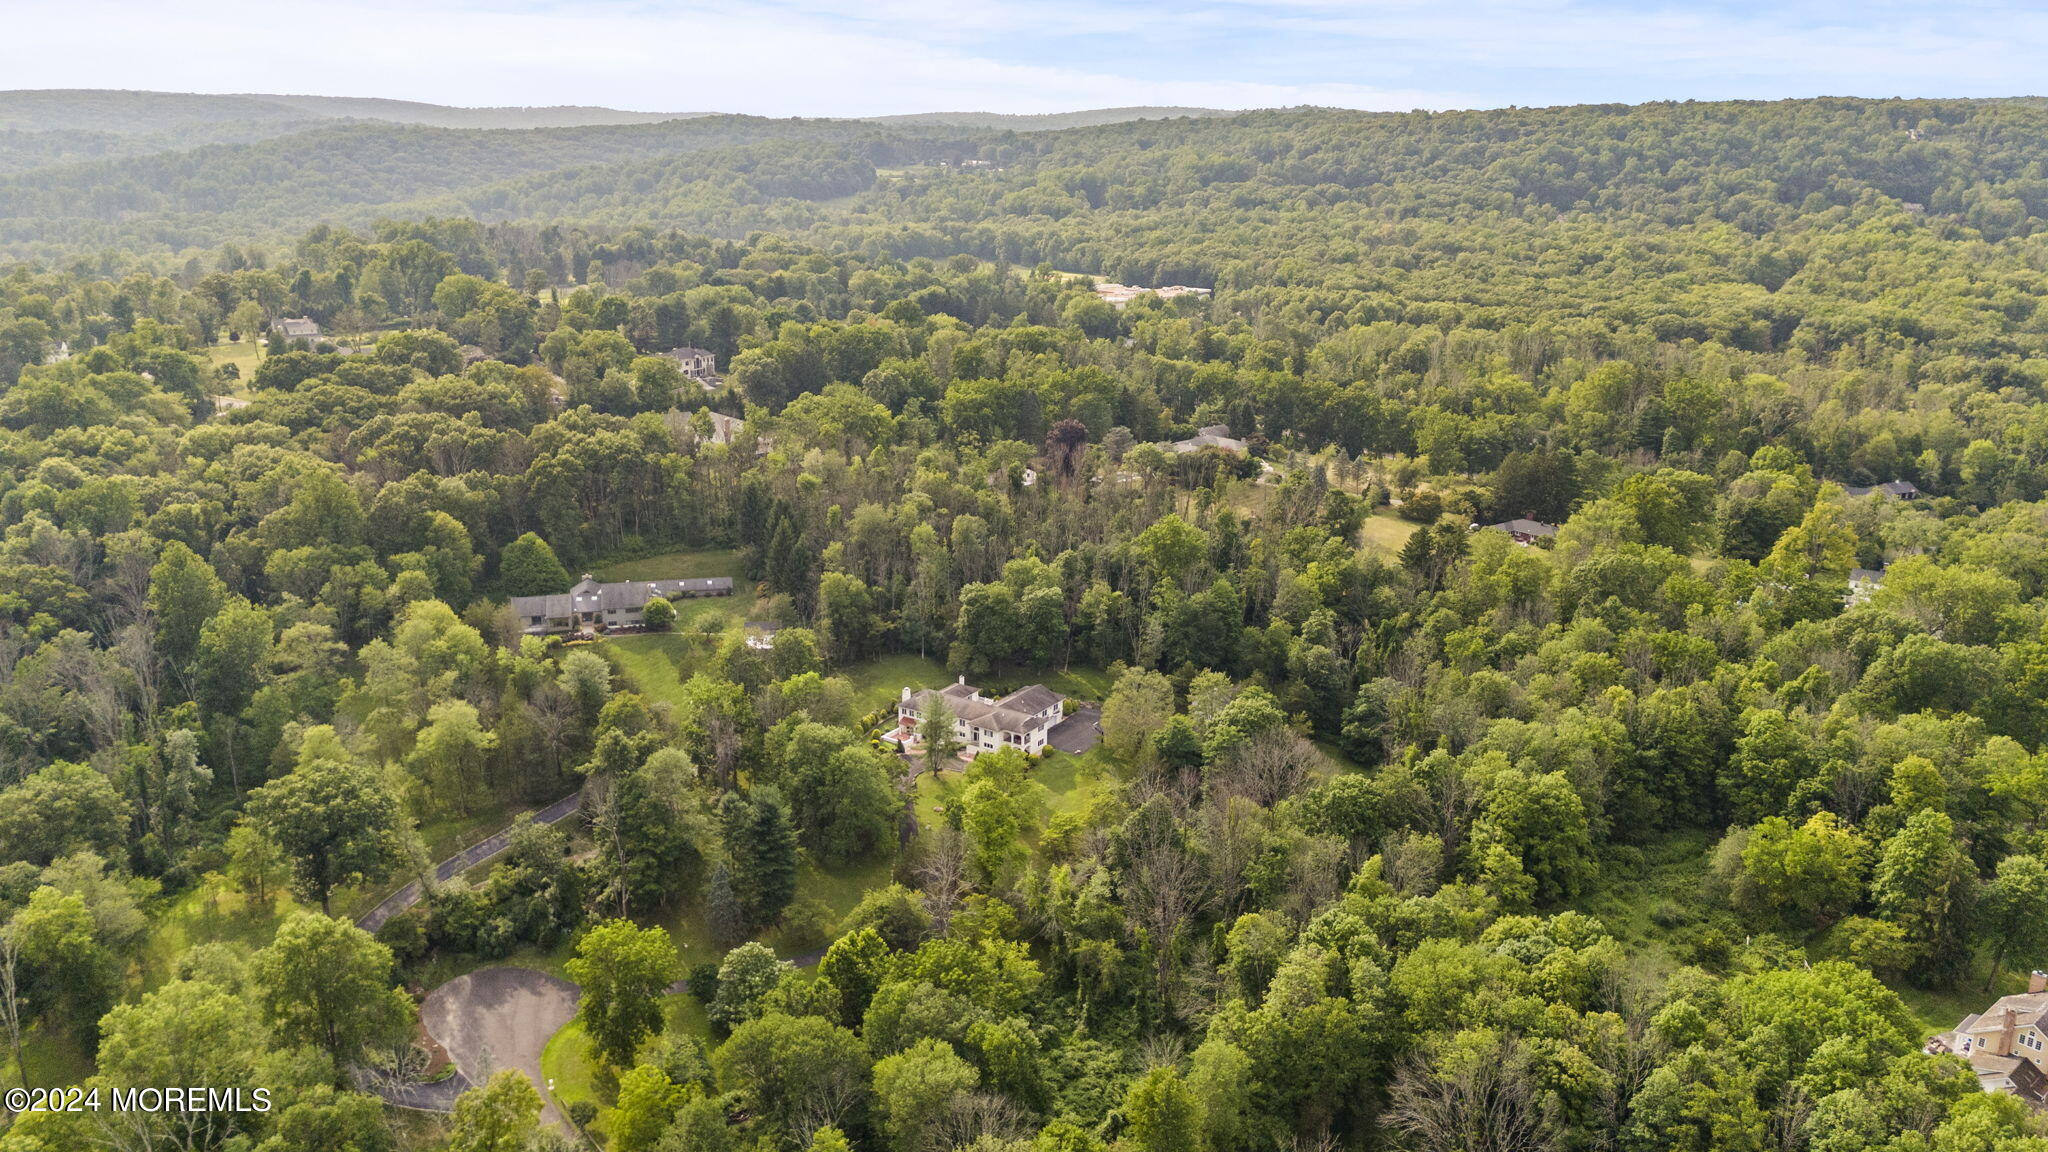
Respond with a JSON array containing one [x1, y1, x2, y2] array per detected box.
[[1928, 975, 2048, 1107], [211, 395, 252, 414], [744, 622, 782, 651], [1483, 518, 1559, 544], [665, 347, 722, 387], [42, 340, 71, 365], [1843, 479, 1924, 499], [1848, 567, 1886, 605], [705, 411, 745, 445], [510, 573, 733, 635], [272, 317, 321, 343], [896, 678, 1064, 756], [1169, 424, 1248, 456]]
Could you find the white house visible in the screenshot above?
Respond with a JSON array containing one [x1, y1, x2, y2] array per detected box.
[[897, 678, 1063, 755]]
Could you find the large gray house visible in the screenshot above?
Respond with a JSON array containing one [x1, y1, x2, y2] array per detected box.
[[511, 572, 733, 634]]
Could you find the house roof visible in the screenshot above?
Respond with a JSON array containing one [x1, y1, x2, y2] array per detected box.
[[1964, 994, 2048, 1035], [906, 680, 1063, 737], [273, 317, 319, 337], [1850, 568, 1885, 584], [509, 574, 733, 618], [1488, 518, 1558, 537], [1169, 424, 1248, 455]]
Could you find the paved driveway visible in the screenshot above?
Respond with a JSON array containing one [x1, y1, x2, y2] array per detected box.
[[358, 791, 583, 933], [419, 967, 580, 1128], [1048, 707, 1102, 755]]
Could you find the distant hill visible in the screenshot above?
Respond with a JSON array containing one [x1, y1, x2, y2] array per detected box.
[[229, 94, 703, 129], [0, 90, 699, 133], [864, 107, 1235, 130]]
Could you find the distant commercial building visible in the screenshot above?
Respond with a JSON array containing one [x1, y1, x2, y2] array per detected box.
[[510, 573, 733, 635]]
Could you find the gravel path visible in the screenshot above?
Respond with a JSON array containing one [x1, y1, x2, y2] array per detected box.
[[357, 791, 583, 934], [418, 967, 581, 1128]]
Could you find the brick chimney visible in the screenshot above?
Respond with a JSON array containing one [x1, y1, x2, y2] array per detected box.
[[1999, 1007, 2020, 1056], [2031, 970, 2047, 995]]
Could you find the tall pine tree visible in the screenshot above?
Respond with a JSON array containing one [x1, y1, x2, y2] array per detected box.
[[721, 789, 797, 931]]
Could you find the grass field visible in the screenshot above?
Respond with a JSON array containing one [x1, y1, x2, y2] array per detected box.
[[540, 1017, 606, 1134], [1359, 510, 1422, 556], [602, 633, 698, 706], [594, 548, 744, 583], [203, 340, 263, 388], [845, 653, 951, 712]]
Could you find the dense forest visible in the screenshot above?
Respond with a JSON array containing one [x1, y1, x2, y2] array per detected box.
[[2, 93, 2048, 1151]]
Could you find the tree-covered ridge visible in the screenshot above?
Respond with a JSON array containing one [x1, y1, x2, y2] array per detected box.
[[2, 102, 2048, 1151]]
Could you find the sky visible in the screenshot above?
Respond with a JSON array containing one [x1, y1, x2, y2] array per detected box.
[[2, 0, 2045, 117]]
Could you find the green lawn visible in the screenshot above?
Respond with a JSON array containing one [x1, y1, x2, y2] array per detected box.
[[540, 1017, 607, 1135], [984, 664, 1117, 703], [594, 548, 744, 582], [603, 633, 698, 707], [203, 340, 263, 389], [1359, 510, 1422, 556], [845, 654, 950, 713]]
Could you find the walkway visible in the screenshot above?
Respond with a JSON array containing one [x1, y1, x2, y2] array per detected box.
[[357, 791, 583, 934]]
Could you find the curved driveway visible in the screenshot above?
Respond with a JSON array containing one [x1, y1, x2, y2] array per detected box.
[[358, 791, 583, 933]]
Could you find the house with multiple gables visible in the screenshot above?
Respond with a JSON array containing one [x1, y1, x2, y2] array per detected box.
[[272, 317, 321, 343], [664, 346, 722, 389], [1927, 973, 2048, 1107], [895, 678, 1064, 755], [510, 573, 732, 635]]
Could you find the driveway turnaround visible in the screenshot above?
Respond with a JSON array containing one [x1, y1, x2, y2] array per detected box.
[[358, 791, 582, 933], [418, 967, 581, 1128], [1047, 706, 1103, 755]]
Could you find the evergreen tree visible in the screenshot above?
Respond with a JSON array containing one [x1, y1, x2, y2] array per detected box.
[[722, 789, 799, 931]]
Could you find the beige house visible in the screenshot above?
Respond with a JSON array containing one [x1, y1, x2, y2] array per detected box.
[[272, 317, 321, 343], [1927, 973, 2048, 1106], [665, 346, 722, 389]]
